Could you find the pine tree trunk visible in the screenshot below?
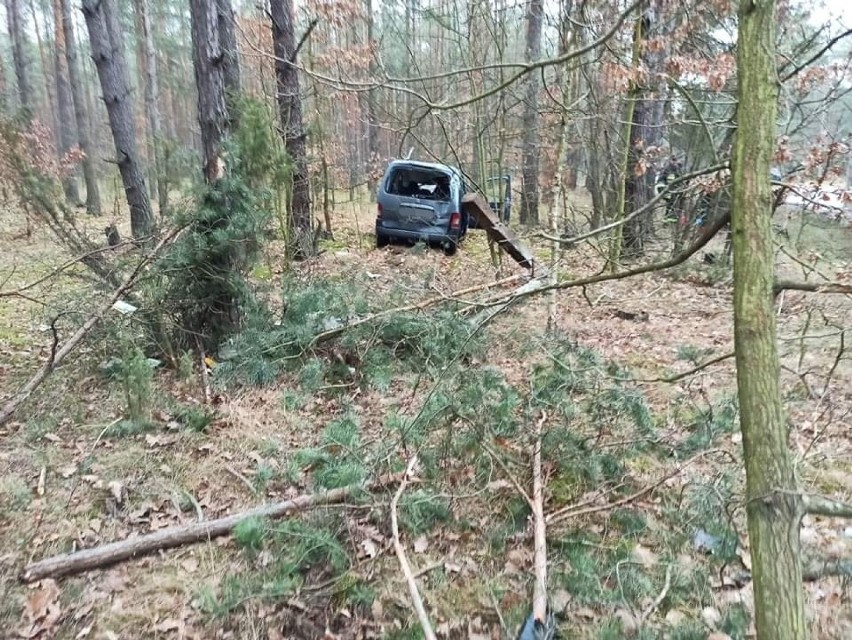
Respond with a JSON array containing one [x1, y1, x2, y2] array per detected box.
[[519, 0, 542, 226], [31, 0, 62, 142], [270, 0, 314, 258], [188, 0, 229, 184], [52, 0, 81, 205], [132, 0, 167, 216], [732, 1, 806, 638], [60, 0, 101, 215], [216, 0, 241, 101], [364, 0, 379, 200], [623, 10, 666, 258], [7, 0, 32, 114], [82, 0, 152, 239]]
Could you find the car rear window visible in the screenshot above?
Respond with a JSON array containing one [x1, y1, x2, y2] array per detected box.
[[386, 167, 451, 201]]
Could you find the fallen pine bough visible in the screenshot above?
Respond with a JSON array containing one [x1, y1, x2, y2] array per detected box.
[[21, 474, 402, 582]]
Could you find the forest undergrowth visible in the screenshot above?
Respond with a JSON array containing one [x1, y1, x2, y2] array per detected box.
[[1, 195, 851, 640]]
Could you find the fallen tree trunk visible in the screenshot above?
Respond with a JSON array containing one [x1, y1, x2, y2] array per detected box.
[[21, 474, 401, 582]]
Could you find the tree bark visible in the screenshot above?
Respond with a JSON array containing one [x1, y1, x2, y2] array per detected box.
[[270, 0, 314, 257], [132, 0, 167, 216], [60, 0, 101, 215], [6, 0, 32, 114], [30, 0, 61, 139], [623, 10, 666, 258], [364, 0, 380, 200], [189, 0, 229, 184], [217, 0, 241, 101], [82, 0, 152, 238], [519, 0, 543, 226], [732, 1, 807, 638], [52, 0, 81, 205]]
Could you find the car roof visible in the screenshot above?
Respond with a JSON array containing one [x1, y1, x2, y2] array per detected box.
[[387, 159, 461, 176]]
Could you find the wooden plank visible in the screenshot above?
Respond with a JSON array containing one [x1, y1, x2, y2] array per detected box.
[[462, 193, 536, 269]]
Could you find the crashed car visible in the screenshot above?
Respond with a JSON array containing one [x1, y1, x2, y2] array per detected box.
[[375, 160, 469, 254]]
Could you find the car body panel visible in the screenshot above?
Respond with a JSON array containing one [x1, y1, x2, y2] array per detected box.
[[376, 160, 467, 246]]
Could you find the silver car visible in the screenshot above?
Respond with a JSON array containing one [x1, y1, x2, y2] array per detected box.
[[375, 160, 469, 254]]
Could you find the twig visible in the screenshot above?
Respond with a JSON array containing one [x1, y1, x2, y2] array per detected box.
[[482, 442, 531, 506], [0, 238, 145, 299], [289, 18, 318, 64], [531, 412, 548, 624], [546, 449, 723, 525], [196, 337, 211, 405], [477, 208, 732, 310], [640, 564, 672, 624], [225, 465, 258, 495], [21, 473, 402, 582], [629, 351, 736, 384], [390, 456, 437, 640]]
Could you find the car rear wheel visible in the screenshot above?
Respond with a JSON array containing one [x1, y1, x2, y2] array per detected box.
[[376, 232, 389, 249], [443, 241, 458, 256]]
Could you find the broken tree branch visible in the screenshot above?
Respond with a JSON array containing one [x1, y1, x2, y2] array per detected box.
[[21, 473, 402, 582], [309, 273, 525, 347], [0, 227, 183, 427], [390, 456, 436, 640], [477, 209, 732, 311], [640, 564, 673, 624], [630, 351, 736, 384], [532, 412, 548, 625], [802, 494, 852, 519], [773, 279, 852, 295]]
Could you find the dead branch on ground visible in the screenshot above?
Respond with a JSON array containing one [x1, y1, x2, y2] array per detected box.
[[390, 456, 437, 640], [21, 473, 402, 582], [0, 227, 183, 427], [640, 564, 673, 624], [531, 412, 549, 625], [773, 279, 852, 295], [802, 494, 852, 519], [629, 351, 736, 384]]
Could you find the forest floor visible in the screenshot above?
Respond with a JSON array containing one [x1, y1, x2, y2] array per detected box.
[[1, 192, 851, 640]]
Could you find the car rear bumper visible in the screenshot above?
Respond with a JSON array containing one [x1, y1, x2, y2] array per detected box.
[[376, 224, 461, 244]]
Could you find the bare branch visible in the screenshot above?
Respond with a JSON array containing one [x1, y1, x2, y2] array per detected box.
[[390, 456, 437, 640], [536, 162, 730, 247], [532, 412, 548, 624], [780, 27, 852, 82], [644, 351, 735, 384], [0, 226, 183, 426], [481, 207, 732, 309], [773, 280, 852, 295]]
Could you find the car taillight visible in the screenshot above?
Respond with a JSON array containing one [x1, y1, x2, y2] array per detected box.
[[449, 212, 461, 229], [376, 203, 383, 219]]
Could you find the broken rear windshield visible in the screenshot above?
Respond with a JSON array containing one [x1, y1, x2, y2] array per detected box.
[[386, 167, 451, 201]]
